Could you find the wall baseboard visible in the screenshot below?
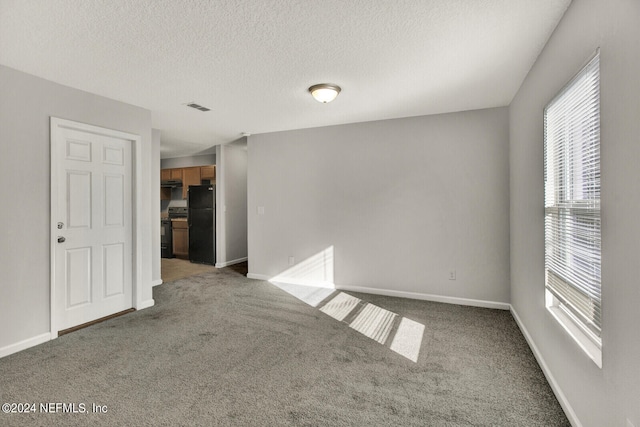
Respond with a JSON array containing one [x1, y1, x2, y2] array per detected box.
[[270, 277, 335, 289], [336, 284, 511, 310], [136, 299, 155, 310], [0, 332, 51, 359], [2, 299, 156, 359], [152, 279, 163, 287], [510, 306, 582, 427], [215, 257, 248, 268], [247, 274, 509, 310], [247, 273, 333, 291]]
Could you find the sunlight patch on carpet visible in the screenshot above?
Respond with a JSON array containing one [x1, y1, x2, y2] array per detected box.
[[319, 292, 361, 321], [265, 247, 426, 362], [349, 303, 397, 344], [390, 317, 425, 362], [270, 282, 336, 307]]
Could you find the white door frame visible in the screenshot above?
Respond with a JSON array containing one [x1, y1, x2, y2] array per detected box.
[[49, 117, 144, 338]]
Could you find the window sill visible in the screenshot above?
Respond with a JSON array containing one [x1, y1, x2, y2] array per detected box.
[[547, 305, 602, 368]]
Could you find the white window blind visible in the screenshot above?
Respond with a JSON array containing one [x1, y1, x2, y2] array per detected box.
[[544, 51, 601, 343]]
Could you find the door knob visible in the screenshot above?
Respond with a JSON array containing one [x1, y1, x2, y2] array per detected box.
[[57, 236, 66, 243]]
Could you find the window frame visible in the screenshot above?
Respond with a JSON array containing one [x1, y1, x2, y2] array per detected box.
[[543, 50, 602, 368]]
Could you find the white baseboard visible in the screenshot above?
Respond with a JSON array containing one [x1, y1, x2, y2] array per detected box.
[[152, 279, 163, 287], [247, 275, 509, 310], [247, 273, 334, 289], [0, 332, 51, 359], [336, 284, 511, 310], [510, 306, 582, 427], [270, 277, 335, 289], [136, 299, 155, 310], [215, 257, 248, 268]]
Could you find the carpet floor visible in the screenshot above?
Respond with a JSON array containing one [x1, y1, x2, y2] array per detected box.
[[0, 264, 568, 426]]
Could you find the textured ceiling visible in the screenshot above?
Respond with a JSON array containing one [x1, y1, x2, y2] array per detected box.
[[0, 0, 570, 158]]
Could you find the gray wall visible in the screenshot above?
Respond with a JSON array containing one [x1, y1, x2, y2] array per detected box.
[[509, 0, 640, 425], [160, 154, 215, 169], [0, 65, 155, 352], [248, 108, 510, 304], [215, 143, 248, 266]]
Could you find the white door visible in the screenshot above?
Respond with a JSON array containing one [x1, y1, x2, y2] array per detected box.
[[52, 120, 133, 332]]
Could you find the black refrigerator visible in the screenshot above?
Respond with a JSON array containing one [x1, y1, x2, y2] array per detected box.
[[188, 185, 215, 265]]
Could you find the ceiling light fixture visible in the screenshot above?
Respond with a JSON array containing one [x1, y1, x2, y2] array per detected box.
[[308, 83, 341, 103]]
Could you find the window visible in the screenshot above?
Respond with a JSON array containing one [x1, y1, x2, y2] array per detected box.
[[544, 51, 601, 366]]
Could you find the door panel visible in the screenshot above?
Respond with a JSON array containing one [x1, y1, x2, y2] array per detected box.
[[66, 139, 91, 161], [66, 247, 92, 307], [67, 171, 92, 228], [53, 124, 133, 331], [103, 243, 125, 297], [104, 174, 124, 227], [103, 145, 124, 165]]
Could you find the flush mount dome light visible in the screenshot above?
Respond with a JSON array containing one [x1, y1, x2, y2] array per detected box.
[[309, 83, 341, 103]]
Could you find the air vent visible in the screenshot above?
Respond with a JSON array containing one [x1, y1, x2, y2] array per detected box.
[[185, 102, 211, 112]]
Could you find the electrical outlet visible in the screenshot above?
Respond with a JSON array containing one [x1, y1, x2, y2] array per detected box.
[[449, 269, 456, 280], [288, 256, 295, 266]]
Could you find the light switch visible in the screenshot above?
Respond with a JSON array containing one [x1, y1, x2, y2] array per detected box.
[[257, 206, 265, 215]]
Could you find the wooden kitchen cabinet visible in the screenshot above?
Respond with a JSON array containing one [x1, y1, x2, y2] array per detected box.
[[161, 168, 184, 182], [182, 166, 201, 199], [170, 168, 183, 180], [200, 165, 215, 181], [172, 219, 189, 259], [161, 165, 214, 200]]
